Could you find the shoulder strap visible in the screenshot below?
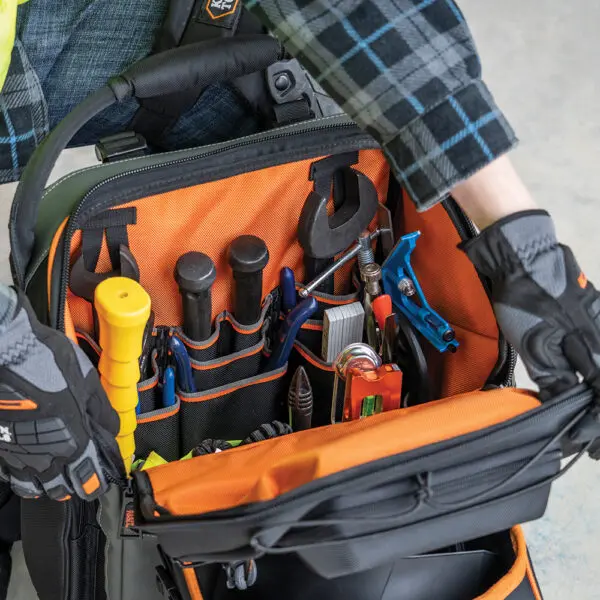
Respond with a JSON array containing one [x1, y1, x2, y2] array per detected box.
[[130, 0, 265, 147]]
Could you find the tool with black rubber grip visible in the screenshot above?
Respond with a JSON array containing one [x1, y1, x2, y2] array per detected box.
[[228, 235, 269, 325], [175, 251, 217, 341], [95, 277, 151, 474]]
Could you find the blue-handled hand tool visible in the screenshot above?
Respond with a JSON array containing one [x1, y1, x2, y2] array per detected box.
[[167, 335, 197, 393], [382, 231, 459, 353], [280, 267, 297, 314], [267, 296, 318, 370], [162, 366, 176, 407]]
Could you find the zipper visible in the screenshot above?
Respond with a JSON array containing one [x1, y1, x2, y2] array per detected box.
[[442, 198, 518, 387], [54, 118, 363, 332]]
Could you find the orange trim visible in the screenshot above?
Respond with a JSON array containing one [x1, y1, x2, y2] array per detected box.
[[192, 344, 263, 370], [179, 334, 218, 351], [183, 567, 204, 600], [300, 321, 323, 332], [578, 272, 588, 289], [226, 315, 264, 335], [526, 553, 543, 600], [180, 369, 286, 403], [47, 217, 69, 312], [0, 399, 38, 410], [137, 403, 180, 424], [138, 380, 158, 392], [57, 495, 72, 502], [312, 295, 358, 306], [294, 344, 334, 371], [48, 218, 77, 342], [82, 473, 100, 495], [205, 0, 238, 20], [149, 389, 540, 516], [75, 332, 101, 356], [475, 527, 527, 599]]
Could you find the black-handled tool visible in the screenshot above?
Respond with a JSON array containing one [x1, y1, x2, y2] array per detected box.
[[228, 235, 269, 325], [298, 168, 379, 295], [175, 251, 217, 341]]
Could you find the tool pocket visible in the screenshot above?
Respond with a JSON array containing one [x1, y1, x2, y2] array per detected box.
[[135, 399, 181, 463], [134, 351, 182, 462], [288, 342, 341, 427], [179, 366, 288, 455], [190, 338, 266, 392], [294, 290, 360, 355], [179, 298, 272, 361]]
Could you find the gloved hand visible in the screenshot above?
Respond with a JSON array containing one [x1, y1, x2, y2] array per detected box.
[[461, 209, 600, 402], [0, 288, 123, 501]]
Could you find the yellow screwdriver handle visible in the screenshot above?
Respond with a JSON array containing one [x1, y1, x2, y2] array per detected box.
[[95, 277, 151, 474]]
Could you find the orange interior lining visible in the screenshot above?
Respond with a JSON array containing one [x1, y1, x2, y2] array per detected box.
[[475, 526, 527, 599], [58, 150, 389, 333], [401, 195, 500, 397], [148, 388, 539, 516]]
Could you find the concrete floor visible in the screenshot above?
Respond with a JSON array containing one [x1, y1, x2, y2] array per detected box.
[[1, 0, 599, 597]]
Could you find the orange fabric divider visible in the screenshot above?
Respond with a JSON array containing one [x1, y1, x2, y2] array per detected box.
[[59, 150, 388, 332], [148, 388, 539, 516], [402, 196, 500, 396], [476, 526, 527, 599]]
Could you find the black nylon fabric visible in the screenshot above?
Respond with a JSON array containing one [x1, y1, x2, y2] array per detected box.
[[135, 401, 181, 463], [180, 368, 288, 454]]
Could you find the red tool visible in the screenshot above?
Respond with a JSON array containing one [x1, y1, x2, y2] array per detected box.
[[371, 294, 392, 332], [343, 363, 403, 422]]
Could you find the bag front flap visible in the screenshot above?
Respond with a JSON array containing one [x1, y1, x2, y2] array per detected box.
[[139, 389, 540, 517]]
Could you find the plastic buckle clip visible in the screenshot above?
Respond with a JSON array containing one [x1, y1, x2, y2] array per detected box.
[[267, 59, 315, 108], [95, 131, 148, 164]]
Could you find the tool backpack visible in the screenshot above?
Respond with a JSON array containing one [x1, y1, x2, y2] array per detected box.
[[7, 34, 599, 600]]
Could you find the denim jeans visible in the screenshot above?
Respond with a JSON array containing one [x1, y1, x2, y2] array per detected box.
[[0, 0, 261, 182]]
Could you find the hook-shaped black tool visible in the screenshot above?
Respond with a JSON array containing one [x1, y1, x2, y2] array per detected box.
[[298, 169, 379, 260], [70, 244, 140, 339]]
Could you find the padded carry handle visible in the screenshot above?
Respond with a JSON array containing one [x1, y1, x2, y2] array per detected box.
[[10, 34, 284, 287]]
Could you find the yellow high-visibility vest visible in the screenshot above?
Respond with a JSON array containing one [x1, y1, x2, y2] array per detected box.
[[0, 0, 29, 92]]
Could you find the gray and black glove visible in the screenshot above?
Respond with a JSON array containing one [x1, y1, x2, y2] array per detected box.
[[0, 288, 123, 501], [461, 209, 600, 402]]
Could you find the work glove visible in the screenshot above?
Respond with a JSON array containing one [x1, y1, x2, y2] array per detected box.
[[461, 209, 600, 404], [0, 289, 123, 501]]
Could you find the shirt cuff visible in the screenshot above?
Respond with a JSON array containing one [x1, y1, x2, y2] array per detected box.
[[382, 79, 518, 211]]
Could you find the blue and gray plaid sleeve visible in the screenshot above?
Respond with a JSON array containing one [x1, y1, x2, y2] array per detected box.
[[0, 39, 48, 184], [244, 0, 518, 211]]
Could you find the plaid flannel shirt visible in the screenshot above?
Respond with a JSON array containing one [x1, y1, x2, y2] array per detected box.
[[244, 0, 518, 210], [0, 40, 48, 184]]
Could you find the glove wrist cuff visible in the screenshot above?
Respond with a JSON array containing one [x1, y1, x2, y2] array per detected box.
[[460, 209, 556, 278]]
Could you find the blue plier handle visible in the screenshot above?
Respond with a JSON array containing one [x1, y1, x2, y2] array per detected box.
[[382, 231, 458, 353]]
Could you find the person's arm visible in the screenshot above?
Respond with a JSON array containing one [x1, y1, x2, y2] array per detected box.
[[244, 0, 517, 211], [451, 155, 538, 229]]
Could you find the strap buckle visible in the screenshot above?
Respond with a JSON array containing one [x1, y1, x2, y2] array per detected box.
[[95, 131, 148, 164], [266, 59, 342, 123]]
